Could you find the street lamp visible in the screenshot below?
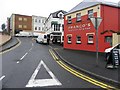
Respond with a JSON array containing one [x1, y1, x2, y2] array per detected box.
[[90, 17, 102, 67]]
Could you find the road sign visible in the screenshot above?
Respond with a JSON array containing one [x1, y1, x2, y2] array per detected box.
[[26, 60, 62, 87], [106, 49, 119, 69], [90, 17, 102, 30], [112, 49, 119, 66]]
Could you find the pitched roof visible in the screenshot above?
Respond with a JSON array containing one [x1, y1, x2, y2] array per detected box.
[[51, 10, 67, 18], [66, 0, 118, 15]]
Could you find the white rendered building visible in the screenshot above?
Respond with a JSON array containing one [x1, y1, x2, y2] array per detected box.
[[44, 10, 67, 44], [32, 15, 47, 36]]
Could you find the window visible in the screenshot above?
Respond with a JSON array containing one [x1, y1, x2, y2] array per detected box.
[[105, 36, 112, 46], [18, 17, 22, 21], [62, 24, 64, 31], [39, 20, 41, 23], [68, 36, 72, 44], [67, 16, 72, 24], [23, 18, 27, 21], [35, 19, 37, 22], [88, 35, 94, 44], [59, 14, 63, 19], [54, 24, 60, 31], [88, 9, 94, 18], [42, 20, 44, 23], [42, 27, 44, 30], [76, 36, 81, 44], [39, 27, 41, 30], [18, 25, 22, 28], [44, 35, 47, 39], [76, 13, 81, 22], [23, 25, 27, 28], [35, 27, 37, 30], [62, 36, 64, 41]]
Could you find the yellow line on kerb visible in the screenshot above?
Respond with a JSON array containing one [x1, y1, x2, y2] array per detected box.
[[0, 38, 21, 55], [49, 49, 118, 90]]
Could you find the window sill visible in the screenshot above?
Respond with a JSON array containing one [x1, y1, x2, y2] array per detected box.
[[76, 43, 81, 44], [76, 20, 82, 22], [68, 42, 72, 44], [87, 43, 94, 45], [67, 23, 72, 24]]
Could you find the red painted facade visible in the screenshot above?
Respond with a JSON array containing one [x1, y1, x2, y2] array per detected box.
[[64, 4, 119, 52]]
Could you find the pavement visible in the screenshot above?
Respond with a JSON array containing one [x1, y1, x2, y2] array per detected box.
[[0, 34, 11, 46], [0, 37, 19, 52], [52, 46, 120, 87]]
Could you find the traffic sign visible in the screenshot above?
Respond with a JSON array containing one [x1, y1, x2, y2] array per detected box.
[[90, 17, 102, 29]]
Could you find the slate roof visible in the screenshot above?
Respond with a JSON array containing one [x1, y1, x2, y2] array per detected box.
[[66, 0, 118, 15], [51, 10, 67, 18]]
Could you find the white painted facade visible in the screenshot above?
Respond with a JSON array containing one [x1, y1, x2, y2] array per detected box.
[[32, 15, 47, 32], [10, 14, 15, 36], [44, 10, 66, 44]]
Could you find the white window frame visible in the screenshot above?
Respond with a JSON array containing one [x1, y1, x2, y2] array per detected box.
[[68, 36, 72, 44], [88, 35, 94, 44], [76, 36, 81, 44], [67, 16, 72, 24], [88, 9, 94, 18], [76, 13, 81, 22]]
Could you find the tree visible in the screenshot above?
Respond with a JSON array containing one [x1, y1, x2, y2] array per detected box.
[[1, 23, 6, 35], [1, 23, 6, 31]]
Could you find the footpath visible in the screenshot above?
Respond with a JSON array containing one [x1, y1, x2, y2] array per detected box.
[[52, 45, 120, 87], [0, 34, 11, 46], [0, 34, 19, 52]]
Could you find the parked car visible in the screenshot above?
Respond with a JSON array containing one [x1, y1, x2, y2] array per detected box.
[[36, 34, 47, 44], [104, 43, 120, 61]]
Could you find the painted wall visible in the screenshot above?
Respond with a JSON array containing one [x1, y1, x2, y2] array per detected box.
[[32, 16, 46, 32], [15, 14, 32, 31], [64, 4, 119, 52]]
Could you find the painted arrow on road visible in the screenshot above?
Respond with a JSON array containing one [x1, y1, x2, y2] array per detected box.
[[26, 60, 62, 87]]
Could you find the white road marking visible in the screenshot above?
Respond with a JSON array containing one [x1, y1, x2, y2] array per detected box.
[[20, 52, 28, 61], [32, 43, 34, 46], [17, 61, 20, 63], [29, 47, 33, 52], [26, 60, 62, 87], [49, 45, 53, 49], [17, 42, 34, 63], [0, 76, 5, 81]]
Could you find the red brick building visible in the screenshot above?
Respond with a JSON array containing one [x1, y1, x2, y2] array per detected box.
[[9, 14, 32, 36], [64, 0, 120, 52]]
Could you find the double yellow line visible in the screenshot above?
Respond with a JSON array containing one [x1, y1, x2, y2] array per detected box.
[[49, 49, 118, 89]]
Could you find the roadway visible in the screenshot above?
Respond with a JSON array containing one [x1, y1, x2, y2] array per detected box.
[[1, 37, 101, 88]]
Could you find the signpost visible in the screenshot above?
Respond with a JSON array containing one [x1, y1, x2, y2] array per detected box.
[[90, 17, 102, 66]]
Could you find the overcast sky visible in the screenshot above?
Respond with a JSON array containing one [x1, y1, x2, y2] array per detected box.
[[0, 0, 119, 28]]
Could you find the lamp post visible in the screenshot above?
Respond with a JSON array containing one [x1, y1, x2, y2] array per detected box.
[[90, 17, 102, 66]]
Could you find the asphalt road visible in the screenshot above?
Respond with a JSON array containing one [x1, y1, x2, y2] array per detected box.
[[1, 37, 100, 88]]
